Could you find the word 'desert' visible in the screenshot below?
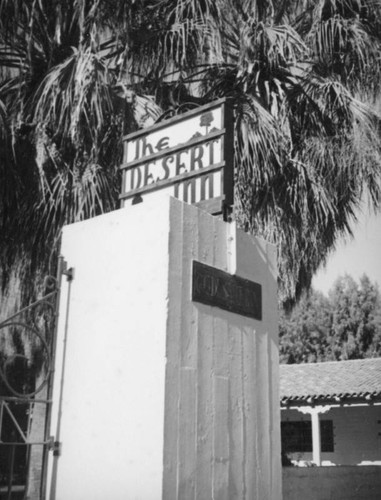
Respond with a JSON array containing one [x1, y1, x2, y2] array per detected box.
[[126, 139, 221, 192]]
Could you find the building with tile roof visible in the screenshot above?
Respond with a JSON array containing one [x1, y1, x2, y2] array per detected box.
[[279, 358, 381, 466], [280, 357, 381, 407]]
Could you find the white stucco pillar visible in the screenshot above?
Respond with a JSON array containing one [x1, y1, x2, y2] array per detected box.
[[311, 410, 321, 465], [47, 195, 282, 499], [298, 405, 331, 466]]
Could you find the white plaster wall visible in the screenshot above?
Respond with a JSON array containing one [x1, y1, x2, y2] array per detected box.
[[163, 200, 281, 500], [332, 406, 381, 465], [281, 405, 381, 465], [47, 199, 171, 500]]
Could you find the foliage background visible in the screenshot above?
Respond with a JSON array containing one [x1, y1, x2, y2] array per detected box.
[[280, 274, 381, 363]]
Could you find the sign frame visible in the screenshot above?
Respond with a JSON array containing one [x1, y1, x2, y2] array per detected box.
[[119, 98, 234, 218]]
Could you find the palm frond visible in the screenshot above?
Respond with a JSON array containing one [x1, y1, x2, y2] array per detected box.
[[308, 14, 381, 91], [31, 46, 114, 148]]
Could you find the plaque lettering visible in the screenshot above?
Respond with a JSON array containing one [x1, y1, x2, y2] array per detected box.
[[192, 261, 262, 320]]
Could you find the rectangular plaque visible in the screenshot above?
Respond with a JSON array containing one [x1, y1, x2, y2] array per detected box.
[[192, 261, 262, 320]]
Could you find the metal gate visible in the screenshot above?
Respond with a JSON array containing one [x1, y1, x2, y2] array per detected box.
[[0, 258, 73, 500]]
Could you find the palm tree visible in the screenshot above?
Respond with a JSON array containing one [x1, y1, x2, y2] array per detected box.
[[127, 0, 381, 306], [1, 0, 380, 309]]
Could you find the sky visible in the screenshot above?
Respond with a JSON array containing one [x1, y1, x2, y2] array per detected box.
[[312, 206, 381, 296]]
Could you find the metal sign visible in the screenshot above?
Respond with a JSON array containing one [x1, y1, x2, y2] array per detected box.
[[120, 99, 234, 216], [192, 261, 262, 321]]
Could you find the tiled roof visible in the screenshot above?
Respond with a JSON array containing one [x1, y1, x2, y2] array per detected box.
[[280, 358, 381, 406]]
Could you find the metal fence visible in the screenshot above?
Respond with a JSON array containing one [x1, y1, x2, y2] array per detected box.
[[0, 259, 71, 499]]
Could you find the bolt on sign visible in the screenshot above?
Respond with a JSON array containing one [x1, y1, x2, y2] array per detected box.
[[120, 98, 234, 217]]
